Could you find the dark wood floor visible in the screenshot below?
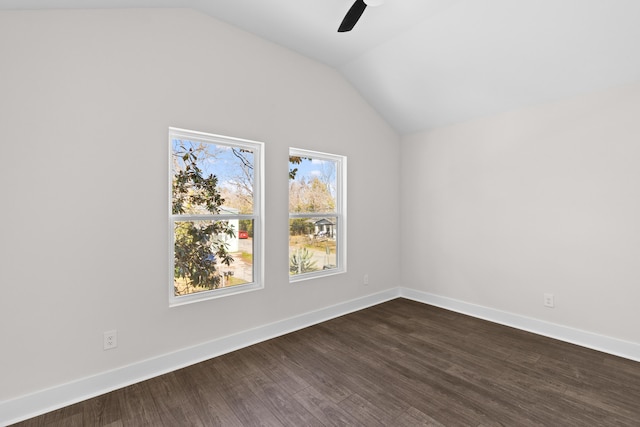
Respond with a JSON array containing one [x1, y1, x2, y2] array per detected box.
[[12, 298, 640, 426]]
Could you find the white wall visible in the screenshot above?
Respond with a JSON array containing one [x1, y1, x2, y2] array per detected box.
[[401, 82, 640, 344], [0, 9, 400, 402]]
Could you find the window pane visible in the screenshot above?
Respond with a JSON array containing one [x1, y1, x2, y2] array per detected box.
[[289, 156, 337, 214], [174, 220, 253, 296], [289, 217, 338, 275], [172, 139, 254, 214], [170, 128, 263, 305]]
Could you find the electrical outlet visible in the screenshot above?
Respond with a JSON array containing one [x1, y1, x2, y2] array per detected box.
[[104, 330, 117, 350], [363, 274, 369, 285], [543, 293, 555, 308]]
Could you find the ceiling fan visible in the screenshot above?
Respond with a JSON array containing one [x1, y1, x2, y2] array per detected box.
[[338, 0, 384, 32]]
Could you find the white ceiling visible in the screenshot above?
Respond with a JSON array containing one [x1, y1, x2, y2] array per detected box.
[[3, 0, 640, 134]]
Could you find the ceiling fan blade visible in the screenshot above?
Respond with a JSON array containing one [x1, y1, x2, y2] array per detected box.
[[338, 0, 367, 32]]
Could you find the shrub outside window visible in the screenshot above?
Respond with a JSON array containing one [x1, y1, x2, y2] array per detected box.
[[169, 127, 263, 306], [289, 148, 346, 281]]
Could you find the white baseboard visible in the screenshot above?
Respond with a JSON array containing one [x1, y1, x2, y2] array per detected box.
[[4, 287, 639, 425], [399, 287, 640, 363], [0, 289, 399, 426]]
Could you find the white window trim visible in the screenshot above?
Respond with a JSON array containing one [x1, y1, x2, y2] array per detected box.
[[289, 148, 347, 283], [169, 127, 264, 306]]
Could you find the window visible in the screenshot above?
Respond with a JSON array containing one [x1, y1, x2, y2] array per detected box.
[[289, 148, 346, 281], [169, 127, 263, 305]]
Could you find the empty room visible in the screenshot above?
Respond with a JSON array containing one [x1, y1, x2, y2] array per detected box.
[[1, 0, 640, 425]]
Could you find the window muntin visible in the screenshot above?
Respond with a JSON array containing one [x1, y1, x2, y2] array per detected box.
[[289, 149, 346, 281], [169, 128, 263, 305]]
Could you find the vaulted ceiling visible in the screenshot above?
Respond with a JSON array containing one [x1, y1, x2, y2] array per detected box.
[[3, 0, 640, 134]]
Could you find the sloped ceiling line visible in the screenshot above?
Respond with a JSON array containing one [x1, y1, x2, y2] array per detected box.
[[2, 0, 640, 133]]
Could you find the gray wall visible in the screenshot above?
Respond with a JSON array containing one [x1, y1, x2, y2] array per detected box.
[[0, 9, 400, 401], [401, 82, 640, 344]]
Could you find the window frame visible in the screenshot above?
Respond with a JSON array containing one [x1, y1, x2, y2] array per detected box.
[[289, 148, 347, 282], [169, 127, 264, 306]]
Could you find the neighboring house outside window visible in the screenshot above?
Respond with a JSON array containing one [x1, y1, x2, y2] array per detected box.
[[289, 148, 346, 281], [169, 127, 264, 306]]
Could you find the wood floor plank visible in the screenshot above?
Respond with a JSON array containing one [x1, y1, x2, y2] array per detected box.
[[308, 330, 493, 424], [291, 386, 364, 426], [81, 390, 122, 427], [116, 383, 164, 427], [176, 362, 245, 427], [219, 381, 287, 426], [243, 343, 311, 395], [11, 298, 640, 426], [315, 318, 508, 421], [392, 406, 446, 427], [338, 393, 394, 426], [263, 334, 355, 404], [145, 372, 205, 426], [239, 370, 323, 426]]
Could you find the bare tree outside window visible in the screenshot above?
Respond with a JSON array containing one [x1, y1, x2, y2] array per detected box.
[[289, 148, 346, 280]]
